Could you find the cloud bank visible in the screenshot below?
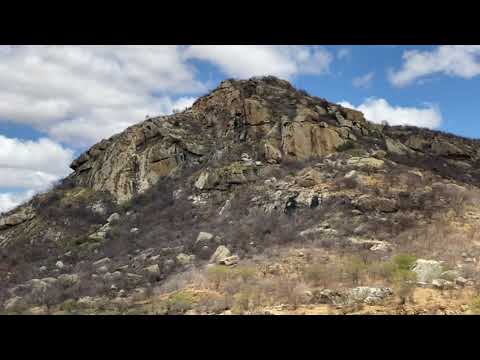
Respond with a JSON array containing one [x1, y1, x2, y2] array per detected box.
[[389, 45, 480, 87], [339, 98, 442, 128]]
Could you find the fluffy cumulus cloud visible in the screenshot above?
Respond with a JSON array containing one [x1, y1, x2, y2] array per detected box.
[[184, 45, 333, 79], [0, 135, 74, 213], [0, 190, 36, 214], [339, 98, 442, 129], [0, 45, 205, 147], [0, 45, 334, 147], [352, 72, 374, 88], [389, 45, 480, 87]]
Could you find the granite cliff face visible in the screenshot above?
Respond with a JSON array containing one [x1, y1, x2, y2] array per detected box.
[[68, 77, 371, 202], [3, 76, 480, 315], [68, 76, 480, 203]]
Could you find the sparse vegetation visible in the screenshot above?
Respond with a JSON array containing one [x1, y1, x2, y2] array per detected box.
[[4, 76, 480, 315]]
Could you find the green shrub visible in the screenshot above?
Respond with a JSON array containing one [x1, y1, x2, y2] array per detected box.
[[392, 254, 417, 272], [336, 141, 356, 152], [391, 269, 417, 305], [166, 291, 195, 314]]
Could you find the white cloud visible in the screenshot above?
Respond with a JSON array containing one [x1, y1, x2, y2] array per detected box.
[[0, 46, 206, 147], [337, 48, 351, 60], [0, 190, 36, 214], [339, 98, 442, 129], [352, 72, 374, 88], [0, 135, 74, 212], [389, 45, 480, 87], [184, 45, 333, 79], [0, 135, 74, 176], [0, 46, 335, 148]]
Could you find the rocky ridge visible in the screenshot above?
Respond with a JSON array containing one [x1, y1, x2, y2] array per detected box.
[[2, 76, 480, 315]]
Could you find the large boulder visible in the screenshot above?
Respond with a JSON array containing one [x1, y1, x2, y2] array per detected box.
[[385, 137, 413, 156], [3, 296, 25, 312], [195, 232, 214, 245], [209, 246, 231, 264], [144, 264, 161, 275], [0, 206, 35, 230], [346, 157, 384, 169], [295, 168, 323, 188], [412, 259, 444, 284], [347, 237, 393, 252], [176, 253, 195, 266], [353, 195, 398, 213], [347, 287, 393, 305]]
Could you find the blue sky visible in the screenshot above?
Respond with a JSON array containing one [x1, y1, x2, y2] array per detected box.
[[1, 45, 480, 212]]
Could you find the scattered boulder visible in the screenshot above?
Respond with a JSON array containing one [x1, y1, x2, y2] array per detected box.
[[28, 306, 49, 315], [176, 253, 195, 266], [93, 258, 111, 268], [385, 137, 413, 156], [353, 195, 397, 213], [220, 255, 240, 267], [295, 168, 322, 187], [209, 246, 231, 264], [369, 242, 393, 252], [107, 213, 120, 223], [144, 264, 160, 275], [196, 232, 214, 245], [97, 265, 109, 274], [0, 206, 35, 230], [218, 200, 232, 216], [455, 277, 468, 287], [312, 289, 345, 305], [89, 223, 111, 241], [299, 223, 338, 237], [57, 274, 79, 286], [371, 150, 387, 159], [77, 296, 105, 308], [347, 237, 393, 252], [103, 271, 122, 283], [4, 296, 25, 312], [347, 287, 393, 305], [90, 202, 107, 216], [346, 157, 384, 169], [412, 259, 443, 283], [55, 261, 64, 269], [440, 270, 461, 281], [432, 279, 455, 290]]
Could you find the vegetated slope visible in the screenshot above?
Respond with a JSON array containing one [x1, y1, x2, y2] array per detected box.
[[2, 76, 480, 315]]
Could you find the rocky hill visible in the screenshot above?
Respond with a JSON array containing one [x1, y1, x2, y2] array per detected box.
[[2, 76, 480, 315]]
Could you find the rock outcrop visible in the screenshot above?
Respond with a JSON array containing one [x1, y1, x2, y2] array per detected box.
[[67, 77, 372, 202]]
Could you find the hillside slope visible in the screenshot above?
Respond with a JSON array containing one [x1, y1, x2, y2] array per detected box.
[[2, 76, 480, 315]]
